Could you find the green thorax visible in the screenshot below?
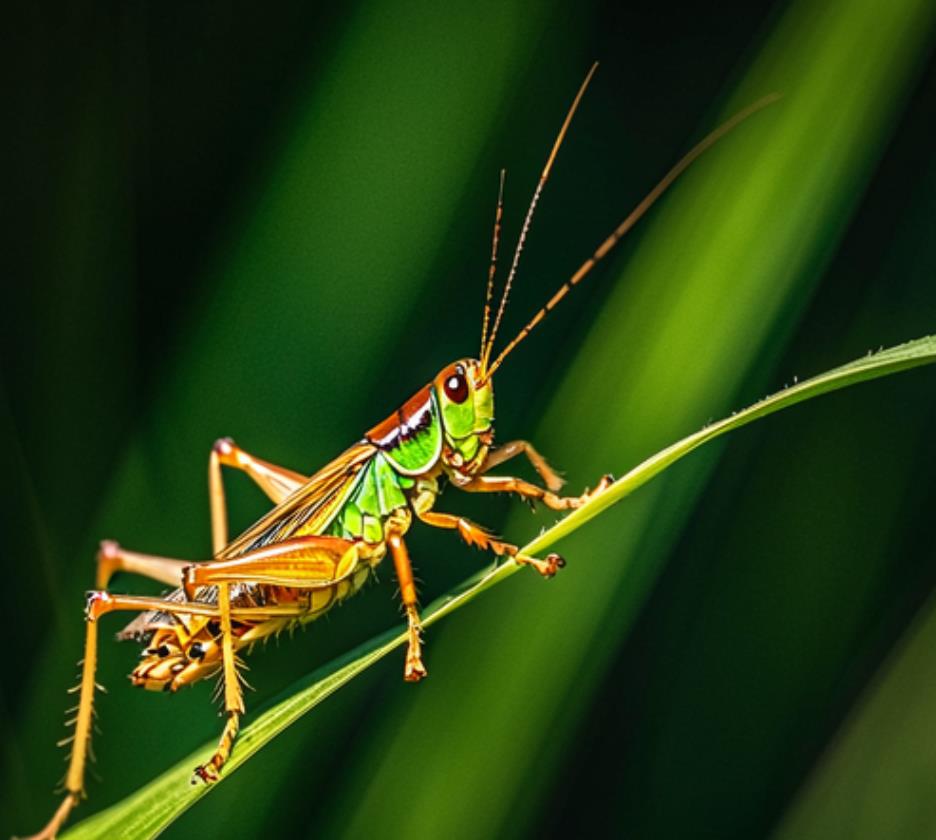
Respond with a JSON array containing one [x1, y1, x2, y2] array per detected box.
[[364, 382, 443, 474], [326, 382, 441, 543], [327, 451, 416, 543], [328, 358, 496, 544]]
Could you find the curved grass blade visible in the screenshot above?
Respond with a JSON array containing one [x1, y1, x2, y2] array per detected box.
[[60, 333, 936, 840]]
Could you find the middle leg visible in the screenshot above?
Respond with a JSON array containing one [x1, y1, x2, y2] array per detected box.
[[386, 528, 428, 681], [460, 473, 613, 512], [417, 510, 564, 577]]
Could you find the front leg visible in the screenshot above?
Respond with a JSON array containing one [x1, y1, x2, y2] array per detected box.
[[460, 473, 613, 512], [417, 510, 565, 578], [481, 440, 565, 492]]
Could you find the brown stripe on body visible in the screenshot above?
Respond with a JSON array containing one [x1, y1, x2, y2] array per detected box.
[[365, 383, 434, 451]]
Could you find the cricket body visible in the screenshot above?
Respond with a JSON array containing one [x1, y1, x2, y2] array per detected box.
[[22, 64, 777, 839]]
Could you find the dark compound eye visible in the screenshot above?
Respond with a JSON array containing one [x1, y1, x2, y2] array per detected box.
[[444, 366, 469, 404]]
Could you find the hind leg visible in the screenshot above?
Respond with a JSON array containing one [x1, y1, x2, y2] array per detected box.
[[209, 437, 309, 554], [16, 600, 103, 840], [95, 540, 190, 588], [18, 533, 357, 839], [192, 581, 242, 783], [95, 438, 311, 590]]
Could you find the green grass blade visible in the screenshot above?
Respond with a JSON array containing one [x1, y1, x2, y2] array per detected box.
[[542, 335, 936, 546], [332, 1, 936, 834], [60, 334, 936, 840]]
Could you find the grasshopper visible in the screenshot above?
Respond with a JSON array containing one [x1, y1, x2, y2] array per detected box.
[[22, 65, 776, 839]]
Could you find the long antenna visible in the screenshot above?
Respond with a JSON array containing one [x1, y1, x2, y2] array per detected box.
[[482, 92, 781, 382], [479, 168, 506, 358], [481, 61, 599, 371]]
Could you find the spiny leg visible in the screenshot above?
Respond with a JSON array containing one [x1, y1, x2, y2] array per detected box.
[[209, 436, 310, 554], [121, 437, 315, 777], [387, 529, 427, 681], [193, 582, 242, 783], [77, 590, 242, 788], [176, 535, 364, 749], [17, 615, 101, 840], [22, 446, 316, 838], [81, 590, 308, 788], [16, 587, 275, 840], [417, 510, 564, 578], [481, 439, 565, 493], [461, 472, 613, 512], [182, 536, 362, 779], [23, 537, 357, 838]]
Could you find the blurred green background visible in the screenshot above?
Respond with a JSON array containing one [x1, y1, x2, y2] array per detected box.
[[3, 1, 936, 838]]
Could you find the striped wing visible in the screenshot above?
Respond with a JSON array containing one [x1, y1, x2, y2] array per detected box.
[[117, 440, 376, 642], [218, 440, 377, 559]]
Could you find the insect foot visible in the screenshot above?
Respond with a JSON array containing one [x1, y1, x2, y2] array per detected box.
[[403, 620, 428, 682], [516, 552, 566, 577], [404, 655, 428, 682], [579, 473, 615, 505], [543, 553, 566, 577], [191, 759, 222, 785]]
